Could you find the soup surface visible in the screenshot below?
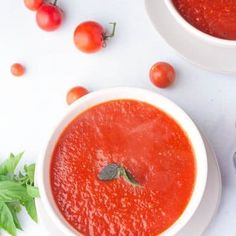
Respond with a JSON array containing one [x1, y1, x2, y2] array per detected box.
[[173, 0, 236, 40], [50, 100, 196, 235]]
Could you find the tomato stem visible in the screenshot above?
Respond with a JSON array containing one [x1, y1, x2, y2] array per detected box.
[[53, 0, 58, 5], [103, 22, 117, 40]]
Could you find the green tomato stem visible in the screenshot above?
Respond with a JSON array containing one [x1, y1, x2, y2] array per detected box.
[[103, 22, 117, 41]]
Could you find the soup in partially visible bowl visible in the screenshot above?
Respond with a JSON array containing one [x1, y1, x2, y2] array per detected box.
[[172, 0, 236, 40]]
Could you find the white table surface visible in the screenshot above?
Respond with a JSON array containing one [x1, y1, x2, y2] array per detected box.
[[0, 0, 236, 235]]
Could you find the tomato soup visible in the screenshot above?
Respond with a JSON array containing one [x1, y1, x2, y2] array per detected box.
[[50, 100, 196, 235], [173, 0, 236, 40]]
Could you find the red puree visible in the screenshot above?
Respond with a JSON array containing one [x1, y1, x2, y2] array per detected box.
[[50, 100, 196, 235], [173, 0, 236, 40]]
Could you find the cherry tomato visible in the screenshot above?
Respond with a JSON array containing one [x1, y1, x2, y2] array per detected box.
[[36, 3, 63, 31], [24, 0, 43, 11], [149, 62, 176, 88], [74, 21, 116, 53], [11, 63, 25, 77], [66, 86, 89, 105]]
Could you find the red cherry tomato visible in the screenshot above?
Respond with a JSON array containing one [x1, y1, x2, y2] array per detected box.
[[36, 3, 63, 31], [149, 62, 176, 88], [24, 0, 43, 11], [66, 86, 89, 105], [74, 21, 116, 53], [11, 63, 25, 77]]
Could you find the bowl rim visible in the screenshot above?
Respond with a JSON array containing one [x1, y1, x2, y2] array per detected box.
[[36, 87, 208, 236], [164, 0, 236, 47]]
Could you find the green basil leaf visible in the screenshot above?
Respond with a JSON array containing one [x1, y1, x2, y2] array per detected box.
[[98, 163, 120, 180], [99, 163, 142, 188], [0, 175, 12, 181], [6, 203, 22, 230], [18, 171, 24, 179], [119, 168, 142, 187], [0, 153, 23, 175], [0, 181, 31, 202], [0, 202, 16, 236], [23, 199, 38, 223], [25, 164, 35, 184], [26, 185, 40, 198], [6, 201, 21, 213]]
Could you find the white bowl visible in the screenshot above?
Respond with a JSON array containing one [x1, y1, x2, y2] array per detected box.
[[165, 0, 236, 48], [37, 87, 208, 236]]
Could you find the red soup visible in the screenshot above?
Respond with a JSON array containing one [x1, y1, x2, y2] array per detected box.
[[50, 100, 196, 235], [173, 0, 236, 40]]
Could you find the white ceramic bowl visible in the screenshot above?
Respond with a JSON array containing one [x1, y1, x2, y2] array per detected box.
[[37, 87, 208, 236], [165, 0, 236, 48]]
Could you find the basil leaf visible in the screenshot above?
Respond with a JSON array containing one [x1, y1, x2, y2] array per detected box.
[[119, 168, 142, 187], [98, 163, 142, 187], [0, 181, 31, 202], [6, 203, 22, 230], [0, 153, 23, 175], [23, 199, 38, 223], [18, 171, 24, 179], [0, 152, 39, 236], [25, 164, 35, 184], [6, 201, 21, 213], [0, 202, 16, 236], [98, 163, 120, 180], [0, 175, 12, 181], [26, 185, 40, 198]]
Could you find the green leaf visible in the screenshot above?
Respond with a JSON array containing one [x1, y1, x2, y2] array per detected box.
[[6, 201, 21, 213], [0, 175, 12, 181], [98, 163, 142, 188], [0, 153, 23, 175], [0, 202, 16, 236], [119, 168, 142, 187], [25, 164, 35, 184], [6, 203, 22, 230], [0, 181, 31, 202], [23, 199, 38, 223], [18, 171, 24, 179], [98, 163, 120, 180], [0, 153, 39, 234], [26, 185, 40, 198]]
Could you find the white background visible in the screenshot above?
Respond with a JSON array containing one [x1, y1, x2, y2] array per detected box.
[[0, 0, 236, 235]]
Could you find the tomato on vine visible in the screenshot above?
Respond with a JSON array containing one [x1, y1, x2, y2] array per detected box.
[[74, 21, 116, 53]]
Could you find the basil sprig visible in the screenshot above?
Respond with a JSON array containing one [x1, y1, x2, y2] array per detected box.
[[0, 153, 39, 236], [98, 163, 142, 187]]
